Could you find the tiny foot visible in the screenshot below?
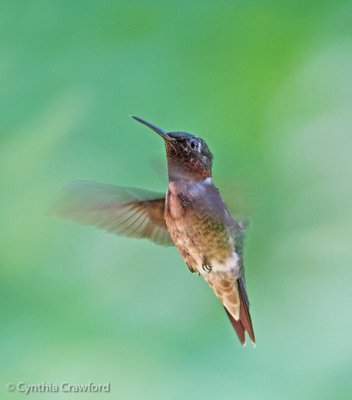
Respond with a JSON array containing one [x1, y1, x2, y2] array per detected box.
[[202, 263, 212, 273]]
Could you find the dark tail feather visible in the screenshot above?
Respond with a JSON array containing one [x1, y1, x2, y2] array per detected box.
[[224, 307, 246, 345], [224, 278, 255, 345], [238, 277, 255, 344]]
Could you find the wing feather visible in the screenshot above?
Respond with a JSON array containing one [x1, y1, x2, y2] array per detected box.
[[52, 180, 173, 246]]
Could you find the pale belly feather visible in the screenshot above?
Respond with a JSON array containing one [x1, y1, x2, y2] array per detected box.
[[165, 181, 240, 276]]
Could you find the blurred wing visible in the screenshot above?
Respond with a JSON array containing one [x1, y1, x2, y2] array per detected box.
[[52, 180, 173, 246], [233, 219, 249, 271]]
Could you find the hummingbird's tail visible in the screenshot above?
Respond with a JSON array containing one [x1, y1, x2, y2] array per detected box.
[[224, 277, 255, 346]]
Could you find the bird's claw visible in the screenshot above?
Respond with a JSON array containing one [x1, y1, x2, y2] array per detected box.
[[202, 263, 212, 273]]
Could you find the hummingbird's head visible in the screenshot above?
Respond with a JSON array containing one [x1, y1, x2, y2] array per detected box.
[[132, 116, 213, 181]]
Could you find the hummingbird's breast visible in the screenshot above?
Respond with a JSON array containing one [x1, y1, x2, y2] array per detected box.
[[165, 179, 240, 276]]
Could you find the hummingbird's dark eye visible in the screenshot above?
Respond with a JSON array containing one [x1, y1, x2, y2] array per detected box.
[[190, 140, 197, 150]]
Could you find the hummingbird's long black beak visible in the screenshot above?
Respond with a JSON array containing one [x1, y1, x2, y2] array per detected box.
[[131, 116, 174, 141]]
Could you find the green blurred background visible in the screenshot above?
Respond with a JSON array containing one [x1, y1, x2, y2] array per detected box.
[[1, 1, 351, 399]]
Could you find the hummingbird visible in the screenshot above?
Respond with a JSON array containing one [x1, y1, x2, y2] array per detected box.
[[55, 116, 255, 346]]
